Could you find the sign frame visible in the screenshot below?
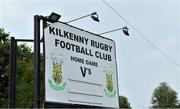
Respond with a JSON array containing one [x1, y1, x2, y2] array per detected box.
[[44, 21, 120, 108]]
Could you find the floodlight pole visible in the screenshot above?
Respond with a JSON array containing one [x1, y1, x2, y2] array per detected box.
[[99, 27, 129, 36], [99, 27, 124, 35], [34, 15, 41, 108], [66, 13, 92, 23], [66, 12, 100, 23]]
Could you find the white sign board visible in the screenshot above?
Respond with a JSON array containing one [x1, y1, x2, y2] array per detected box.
[[45, 22, 119, 108]]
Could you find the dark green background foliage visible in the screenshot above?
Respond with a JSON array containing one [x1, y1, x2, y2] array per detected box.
[[119, 96, 131, 108], [0, 27, 34, 108], [151, 82, 180, 108], [0, 28, 10, 107]]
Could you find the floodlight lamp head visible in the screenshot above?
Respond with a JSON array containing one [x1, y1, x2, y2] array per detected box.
[[47, 12, 61, 23], [122, 26, 129, 36], [91, 12, 100, 22]]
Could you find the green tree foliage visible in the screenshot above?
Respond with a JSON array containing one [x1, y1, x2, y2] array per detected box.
[[119, 96, 131, 108], [17, 44, 32, 61], [151, 82, 180, 108], [177, 102, 180, 108], [15, 55, 33, 107], [0, 27, 33, 108], [0, 28, 10, 107]]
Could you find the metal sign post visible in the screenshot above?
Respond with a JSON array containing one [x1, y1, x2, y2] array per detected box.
[[33, 15, 47, 108], [33, 15, 41, 108], [8, 37, 17, 108]]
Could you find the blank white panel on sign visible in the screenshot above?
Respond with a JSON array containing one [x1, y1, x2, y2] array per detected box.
[[68, 78, 103, 97], [68, 93, 103, 106]]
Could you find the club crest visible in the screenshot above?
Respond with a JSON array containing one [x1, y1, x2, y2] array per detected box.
[[48, 55, 66, 90], [104, 72, 116, 97]]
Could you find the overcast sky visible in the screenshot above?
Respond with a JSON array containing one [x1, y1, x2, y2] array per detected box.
[[0, 0, 180, 108]]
